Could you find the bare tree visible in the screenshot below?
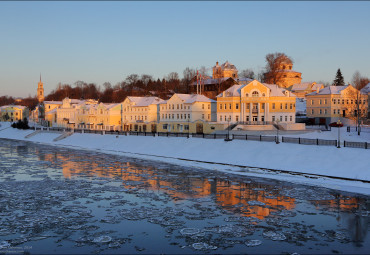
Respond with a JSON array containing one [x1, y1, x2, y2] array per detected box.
[[182, 67, 196, 93], [239, 69, 255, 79], [125, 74, 139, 85], [351, 71, 369, 134], [263, 52, 293, 84], [141, 74, 153, 86]]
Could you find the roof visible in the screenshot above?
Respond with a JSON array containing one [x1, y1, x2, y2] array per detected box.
[[307, 85, 348, 96], [220, 61, 237, 70], [44, 101, 62, 105], [0, 105, 27, 110], [361, 83, 370, 94], [216, 80, 295, 98], [127, 96, 164, 106], [291, 82, 324, 91], [174, 94, 215, 103]]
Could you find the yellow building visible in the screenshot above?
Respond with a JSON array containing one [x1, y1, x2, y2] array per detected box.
[[157, 93, 222, 134], [55, 98, 86, 128], [306, 85, 368, 125], [0, 105, 29, 122], [42, 101, 62, 127], [76, 101, 121, 130], [217, 80, 298, 129], [212, 61, 238, 79], [121, 96, 164, 132]]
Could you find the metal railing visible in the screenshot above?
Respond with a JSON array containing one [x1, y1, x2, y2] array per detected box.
[[282, 137, 337, 147], [232, 134, 277, 142], [344, 141, 369, 149]]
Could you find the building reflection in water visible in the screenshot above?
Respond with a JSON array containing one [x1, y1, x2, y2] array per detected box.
[[39, 149, 367, 229]]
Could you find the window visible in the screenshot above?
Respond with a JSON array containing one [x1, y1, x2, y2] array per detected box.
[[347, 99, 349, 104], [333, 109, 336, 114], [311, 109, 314, 114], [262, 103, 265, 110], [280, 116, 283, 121], [351, 100, 353, 104], [180, 114, 183, 119], [280, 104, 283, 110], [229, 104, 232, 110], [236, 115, 239, 122], [247, 104, 250, 109], [311, 100, 314, 105], [181, 104, 183, 109], [342, 99, 344, 104], [290, 116, 292, 121], [246, 93, 249, 97], [202, 104, 204, 109], [220, 115, 222, 121], [272, 103, 275, 110], [325, 99, 327, 104], [162, 114, 164, 119], [319, 109, 322, 114], [285, 103, 288, 109], [184, 125, 189, 131], [177, 104, 179, 109], [219, 104, 222, 110], [285, 116, 288, 121], [208, 114, 210, 120], [163, 124, 168, 129], [333, 99, 336, 104], [177, 114, 179, 119], [252, 91, 259, 97], [290, 103, 293, 109], [236, 103, 239, 110], [172, 114, 174, 119], [208, 104, 210, 109], [202, 114, 204, 119], [172, 104, 175, 109], [272, 116, 275, 121], [262, 93, 266, 97], [188, 114, 190, 119], [246, 116, 249, 121], [319, 99, 322, 105], [324, 109, 327, 114]]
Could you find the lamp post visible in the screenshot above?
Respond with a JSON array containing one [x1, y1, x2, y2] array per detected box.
[[337, 119, 341, 148], [275, 119, 280, 144], [187, 118, 190, 138], [224, 116, 232, 141]]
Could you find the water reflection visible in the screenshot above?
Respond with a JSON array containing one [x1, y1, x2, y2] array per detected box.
[[0, 139, 369, 254]]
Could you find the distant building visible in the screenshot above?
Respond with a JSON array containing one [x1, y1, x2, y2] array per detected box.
[[37, 74, 44, 103], [264, 56, 302, 88], [289, 82, 324, 98], [190, 61, 251, 100], [360, 83, 370, 118], [0, 105, 29, 122], [306, 85, 368, 125]]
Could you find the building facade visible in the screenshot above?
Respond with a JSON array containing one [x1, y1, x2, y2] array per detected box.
[[121, 96, 164, 132], [0, 105, 29, 122], [306, 85, 368, 125], [217, 80, 296, 125], [264, 57, 302, 88], [289, 82, 324, 98], [158, 93, 217, 133]]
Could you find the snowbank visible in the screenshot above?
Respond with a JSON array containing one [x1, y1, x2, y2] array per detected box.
[[0, 122, 369, 195]]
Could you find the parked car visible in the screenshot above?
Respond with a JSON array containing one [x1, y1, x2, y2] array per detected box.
[[329, 122, 343, 127]]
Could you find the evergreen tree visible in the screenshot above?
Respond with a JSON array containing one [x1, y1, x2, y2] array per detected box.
[[333, 69, 345, 86]]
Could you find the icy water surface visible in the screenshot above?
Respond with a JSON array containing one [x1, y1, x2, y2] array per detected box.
[[0, 139, 369, 254]]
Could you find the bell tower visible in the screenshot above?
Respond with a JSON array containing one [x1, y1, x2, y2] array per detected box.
[[37, 74, 44, 103]]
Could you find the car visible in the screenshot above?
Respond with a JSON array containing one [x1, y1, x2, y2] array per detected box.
[[329, 122, 343, 127]]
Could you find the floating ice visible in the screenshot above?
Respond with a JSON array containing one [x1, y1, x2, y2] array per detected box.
[[245, 239, 262, 247], [0, 241, 10, 249], [93, 235, 112, 243], [192, 242, 217, 250], [263, 231, 287, 241], [180, 228, 200, 236]]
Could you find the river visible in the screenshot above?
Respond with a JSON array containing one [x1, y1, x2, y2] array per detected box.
[[0, 138, 369, 254]]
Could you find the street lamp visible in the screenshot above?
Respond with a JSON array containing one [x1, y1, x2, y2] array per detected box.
[[275, 119, 280, 144], [337, 119, 341, 148], [187, 118, 190, 138], [224, 116, 232, 141]]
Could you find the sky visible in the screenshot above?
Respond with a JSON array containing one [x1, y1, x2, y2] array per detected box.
[[1, 1, 370, 98]]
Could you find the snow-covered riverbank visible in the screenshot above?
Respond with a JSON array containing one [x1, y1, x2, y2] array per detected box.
[[0, 122, 369, 195]]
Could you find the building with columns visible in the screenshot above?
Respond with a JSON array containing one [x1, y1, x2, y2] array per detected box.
[[217, 80, 297, 125]]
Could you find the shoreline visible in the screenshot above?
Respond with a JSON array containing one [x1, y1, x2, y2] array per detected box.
[[1, 123, 370, 196]]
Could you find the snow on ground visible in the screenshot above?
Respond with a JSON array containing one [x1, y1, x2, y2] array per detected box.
[[0, 122, 369, 195]]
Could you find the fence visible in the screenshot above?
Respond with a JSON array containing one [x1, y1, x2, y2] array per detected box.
[[32, 126, 370, 149], [282, 136, 337, 147], [344, 141, 369, 149], [232, 134, 277, 142]]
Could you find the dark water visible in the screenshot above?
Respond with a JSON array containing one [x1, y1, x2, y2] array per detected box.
[[0, 139, 369, 254]]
